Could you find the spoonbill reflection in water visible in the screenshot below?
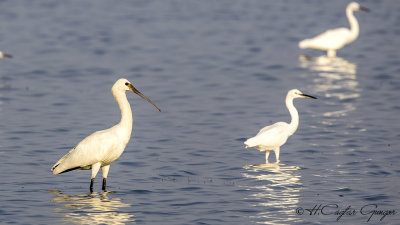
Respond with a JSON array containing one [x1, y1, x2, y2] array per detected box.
[[52, 78, 161, 192], [244, 89, 316, 163], [299, 2, 369, 57], [50, 190, 135, 224]]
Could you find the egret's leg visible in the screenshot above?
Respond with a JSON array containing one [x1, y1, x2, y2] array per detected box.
[[274, 147, 280, 163], [327, 49, 336, 57], [101, 165, 110, 191], [265, 151, 270, 164], [90, 162, 101, 192]]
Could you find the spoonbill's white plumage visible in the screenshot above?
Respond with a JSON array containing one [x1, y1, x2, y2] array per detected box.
[[299, 2, 369, 57], [0, 51, 12, 58], [52, 78, 160, 192], [244, 89, 316, 163]]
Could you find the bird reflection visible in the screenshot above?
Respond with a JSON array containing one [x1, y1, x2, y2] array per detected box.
[[299, 55, 359, 118], [242, 163, 302, 224], [50, 190, 135, 224]]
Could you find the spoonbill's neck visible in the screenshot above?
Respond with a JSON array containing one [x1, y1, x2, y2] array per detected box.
[[286, 95, 299, 136], [113, 90, 133, 135], [346, 7, 360, 42]]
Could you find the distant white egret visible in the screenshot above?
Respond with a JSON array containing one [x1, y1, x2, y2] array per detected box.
[[52, 78, 161, 192], [0, 51, 12, 58], [299, 2, 369, 57], [244, 89, 316, 163]]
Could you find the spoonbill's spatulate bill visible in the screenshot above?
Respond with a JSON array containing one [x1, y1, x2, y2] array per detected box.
[[244, 89, 316, 163], [0, 51, 12, 58], [299, 2, 369, 57], [51, 78, 161, 192]]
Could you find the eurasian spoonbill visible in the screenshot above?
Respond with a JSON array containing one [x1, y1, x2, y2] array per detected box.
[[52, 78, 161, 192]]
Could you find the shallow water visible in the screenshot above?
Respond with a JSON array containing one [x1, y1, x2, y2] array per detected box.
[[0, 0, 399, 224]]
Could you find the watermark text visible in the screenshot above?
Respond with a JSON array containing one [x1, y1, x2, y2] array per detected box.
[[296, 204, 396, 222]]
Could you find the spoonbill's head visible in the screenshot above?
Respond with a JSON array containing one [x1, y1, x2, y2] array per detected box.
[[288, 89, 317, 100], [348, 2, 370, 12], [113, 78, 161, 111]]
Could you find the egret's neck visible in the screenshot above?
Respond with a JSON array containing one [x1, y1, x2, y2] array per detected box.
[[113, 90, 133, 135], [346, 7, 359, 41], [286, 96, 299, 136]]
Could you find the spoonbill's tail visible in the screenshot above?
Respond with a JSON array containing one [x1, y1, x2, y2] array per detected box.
[[51, 150, 86, 175]]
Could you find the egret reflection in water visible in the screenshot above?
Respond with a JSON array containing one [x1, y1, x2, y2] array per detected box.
[[50, 190, 135, 224], [300, 55, 359, 118], [242, 163, 302, 224]]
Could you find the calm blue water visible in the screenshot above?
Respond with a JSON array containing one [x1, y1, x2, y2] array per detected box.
[[0, 0, 399, 224]]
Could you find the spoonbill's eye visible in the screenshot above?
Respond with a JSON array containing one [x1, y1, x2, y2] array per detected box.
[[125, 82, 129, 86]]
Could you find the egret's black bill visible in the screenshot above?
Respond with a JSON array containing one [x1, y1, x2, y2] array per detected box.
[[300, 93, 317, 99], [360, 6, 370, 12], [3, 53, 12, 58]]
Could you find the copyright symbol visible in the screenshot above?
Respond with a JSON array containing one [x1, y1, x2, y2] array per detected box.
[[296, 207, 304, 215]]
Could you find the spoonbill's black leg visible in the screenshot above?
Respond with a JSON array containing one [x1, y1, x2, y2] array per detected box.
[[90, 178, 95, 193], [102, 178, 107, 191]]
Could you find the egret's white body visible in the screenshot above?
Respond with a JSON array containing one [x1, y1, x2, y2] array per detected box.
[[0, 51, 12, 58], [244, 89, 316, 163], [52, 78, 160, 192], [299, 2, 369, 57]]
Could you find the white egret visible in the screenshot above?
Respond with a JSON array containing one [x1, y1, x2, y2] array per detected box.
[[52, 78, 161, 192], [244, 89, 316, 163], [298, 2, 369, 57], [0, 51, 12, 58]]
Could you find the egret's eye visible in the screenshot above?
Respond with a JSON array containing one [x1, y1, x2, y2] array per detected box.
[[125, 82, 129, 86]]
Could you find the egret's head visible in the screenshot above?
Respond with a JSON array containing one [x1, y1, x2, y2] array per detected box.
[[113, 78, 161, 111], [348, 2, 369, 12], [288, 89, 317, 99]]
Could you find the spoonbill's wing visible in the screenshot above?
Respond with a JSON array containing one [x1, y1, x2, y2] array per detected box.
[[51, 129, 119, 175]]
